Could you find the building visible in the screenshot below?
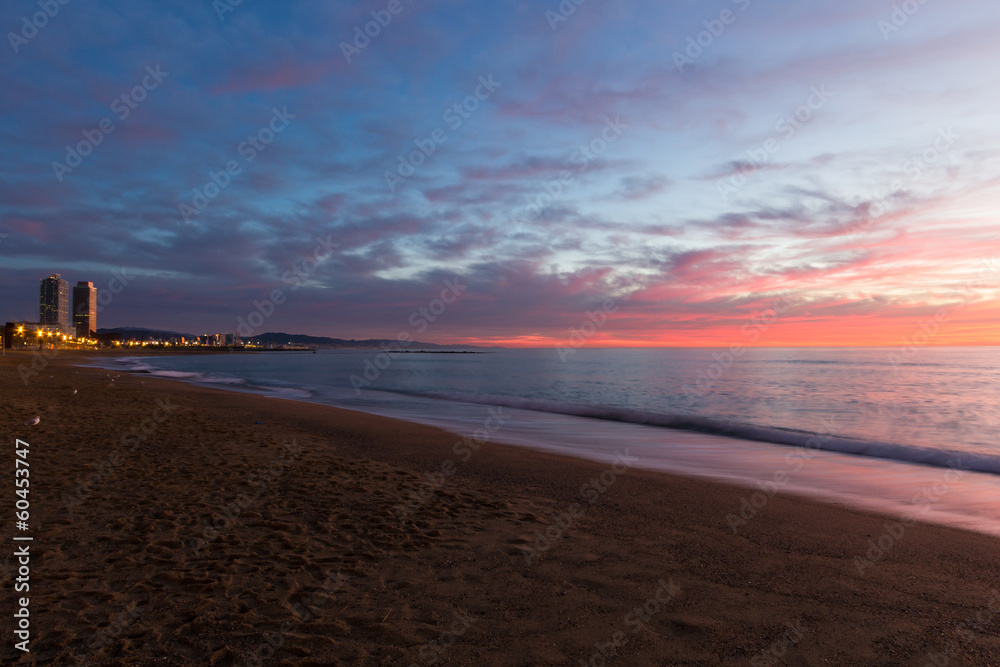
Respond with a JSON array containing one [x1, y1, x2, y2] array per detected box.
[[3, 321, 66, 349], [39, 274, 70, 333], [73, 281, 97, 338]]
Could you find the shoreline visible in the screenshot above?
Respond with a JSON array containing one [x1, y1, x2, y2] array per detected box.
[[3, 355, 1000, 664], [77, 350, 1000, 541]]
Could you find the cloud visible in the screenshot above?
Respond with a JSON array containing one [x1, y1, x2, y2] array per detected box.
[[613, 174, 671, 200], [0, 0, 997, 344]]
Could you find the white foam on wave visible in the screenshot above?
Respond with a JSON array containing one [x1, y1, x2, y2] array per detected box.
[[83, 358, 309, 399], [390, 391, 1000, 477], [149, 370, 201, 379], [344, 389, 1000, 537], [75, 356, 1000, 536]]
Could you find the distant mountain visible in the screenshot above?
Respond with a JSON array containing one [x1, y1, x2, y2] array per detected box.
[[96, 328, 502, 350], [245, 332, 502, 351], [97, 327, 196, 340]]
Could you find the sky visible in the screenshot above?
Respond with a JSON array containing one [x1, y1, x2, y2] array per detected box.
[[1, 0, 998, 347]]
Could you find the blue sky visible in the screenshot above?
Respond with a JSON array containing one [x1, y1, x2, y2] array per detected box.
[[1, 0, 998, 345]]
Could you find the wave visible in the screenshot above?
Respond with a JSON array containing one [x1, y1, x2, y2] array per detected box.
[[152, 369, 312, 397], [148, 370, 202, 379], [83, 357, 994, 476], [89, 358, 312, 399], [753, 359, 946, 367], [389, 390, 996, 476]]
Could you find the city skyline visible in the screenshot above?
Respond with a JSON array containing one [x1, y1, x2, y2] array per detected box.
[[6, 265, 1000, 348], [72, 280, 97, 338], [1, 2, 999, 346], [38, 273, 69, 332]]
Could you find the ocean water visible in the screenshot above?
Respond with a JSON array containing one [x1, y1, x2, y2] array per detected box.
[[91, 347, 1000, 536]]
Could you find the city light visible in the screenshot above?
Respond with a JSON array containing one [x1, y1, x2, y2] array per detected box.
[[6, 273, 251, 350]]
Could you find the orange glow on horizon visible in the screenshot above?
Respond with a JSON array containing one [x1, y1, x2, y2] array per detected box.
[[435, 306, 1000, 348]]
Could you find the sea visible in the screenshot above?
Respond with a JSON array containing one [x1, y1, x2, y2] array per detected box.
[[90, 347, 1000, 536]]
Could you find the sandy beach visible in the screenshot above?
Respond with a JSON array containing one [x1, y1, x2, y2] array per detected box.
[[2, 352, 999, 666]]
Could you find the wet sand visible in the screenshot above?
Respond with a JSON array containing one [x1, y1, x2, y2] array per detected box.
[[1, 352, 999, 665]]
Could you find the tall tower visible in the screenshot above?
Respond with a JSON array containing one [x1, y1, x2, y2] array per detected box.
[[39, 274, 70, 332], [73, 281, 97, 338]]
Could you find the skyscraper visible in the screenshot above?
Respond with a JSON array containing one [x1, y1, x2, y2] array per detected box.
[[39, 274, 69, 333], [73, 281, 97, 338]]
